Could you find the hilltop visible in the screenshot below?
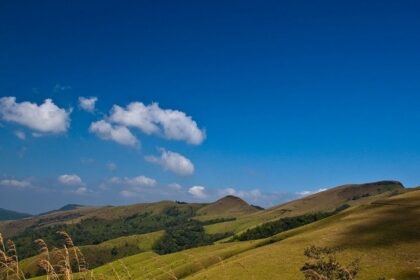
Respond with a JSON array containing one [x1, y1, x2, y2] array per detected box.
[[196, 195, 261, 219]]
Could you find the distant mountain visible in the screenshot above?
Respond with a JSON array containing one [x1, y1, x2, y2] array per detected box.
[[0, 208, 32, 221], [39, 204, 87, 215]]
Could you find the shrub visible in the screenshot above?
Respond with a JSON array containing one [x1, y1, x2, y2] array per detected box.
[[301, 245, 360, 280]]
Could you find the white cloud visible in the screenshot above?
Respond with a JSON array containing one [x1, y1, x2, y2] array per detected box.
[[0, 179, 31, 189], [14, 130, 26, 140], [79, 96, 98, 113], [296, 188, 327, 197], [120, 189, 137, 198], [89, 120, 139, 147], [168, 183, 182, 191], [58, 174, 84, 186], [74, 187, 88, 195], [218, 187, 263, 200], [106, 175, 157, 187], [188, 186, 207, 198], [219, 187, 237, 196], [145, 149, 194, 176], [0, 97, 71, 134], [113, 175, 157, 198], [125, 176, 157, 187], [109, 102, 205, 145]]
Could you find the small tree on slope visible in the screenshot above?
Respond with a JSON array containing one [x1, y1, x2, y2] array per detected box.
[[301, 246, 360, 280]]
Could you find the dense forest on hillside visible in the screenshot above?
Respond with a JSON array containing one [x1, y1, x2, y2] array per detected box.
[[232, 204, 350, 241]]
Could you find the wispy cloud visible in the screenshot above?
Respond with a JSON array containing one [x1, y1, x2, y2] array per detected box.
[[14, 130, 26, 140], [0, 178, 31, 189], [53, 84, 72, 93], [296, 188, 328, 197], [102, 175, 157, 198]]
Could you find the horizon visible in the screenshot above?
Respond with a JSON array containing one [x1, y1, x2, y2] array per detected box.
[[0, 179, 410, 215], [1, 0, 420, 214]]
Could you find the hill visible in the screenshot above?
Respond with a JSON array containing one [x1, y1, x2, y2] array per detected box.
[[187, 189, 420, 280], [204, 180, 404, 236], [0, 207, 31, 221], [38, 204, 87, 215], [42, 188, 418, 280], [196, 195, 261, 220]]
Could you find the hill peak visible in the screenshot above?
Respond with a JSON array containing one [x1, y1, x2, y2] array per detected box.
[[217, 195, 247, 203], [197, 195, 261, 217]]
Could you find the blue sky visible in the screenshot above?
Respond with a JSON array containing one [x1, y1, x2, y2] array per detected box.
[[1, 0, 420, 213]]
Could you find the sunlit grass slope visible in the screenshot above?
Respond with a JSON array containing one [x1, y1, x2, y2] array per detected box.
[[21, 231, 164, 278], [30, 189, 419, 280], [29, 240, 267, 280], [189, 190, 420, 280], [204, 180, 404, 236]]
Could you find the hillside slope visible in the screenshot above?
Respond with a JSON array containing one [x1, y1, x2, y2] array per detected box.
[[204, 180, 404, 235], [56, 188, 420, 280], [0, 207, 31, 221], [189, 189, 420, 280]]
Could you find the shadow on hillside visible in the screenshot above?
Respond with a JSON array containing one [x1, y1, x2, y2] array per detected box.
[[334, 203, 420, 249]]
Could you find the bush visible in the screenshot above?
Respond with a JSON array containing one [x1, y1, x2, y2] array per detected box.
[[301, 245, 359, 280], [231, 205, 350, 241]]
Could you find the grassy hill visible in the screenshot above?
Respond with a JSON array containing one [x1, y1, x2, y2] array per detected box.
[[38, 204, 87, 216], [186, 189, 420, 280], [0, 196, 257, 239], [1, 196, 259, 263], [204, 180, 404, 236], [195, 195, 261, 221], [0, 207, 31, 221], [3, 180, 416, 280], [28, 188, 418, 280]]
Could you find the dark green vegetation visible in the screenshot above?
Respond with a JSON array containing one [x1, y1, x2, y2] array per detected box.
[[12, 205, 198, 258], [0, 207, 31, 221], [232, 204, 350, 241], [153, 219, 232, 254]]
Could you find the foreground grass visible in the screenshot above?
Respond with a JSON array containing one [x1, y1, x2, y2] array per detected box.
[[20, 231, 164, 278]]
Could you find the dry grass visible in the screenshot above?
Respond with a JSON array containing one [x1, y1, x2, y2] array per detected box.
[[0, 231, 134, 280]]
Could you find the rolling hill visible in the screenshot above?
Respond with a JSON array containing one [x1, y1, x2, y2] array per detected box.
[[30, 187, 417, 280], [1, 180, 415, 280], [0, 207, 31, 221], [204, 180, 404, 236]]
